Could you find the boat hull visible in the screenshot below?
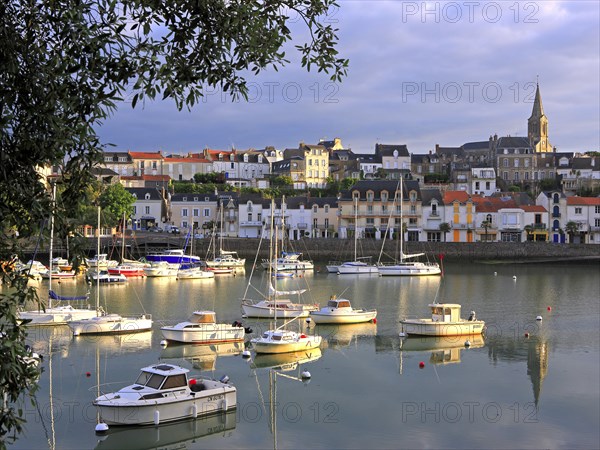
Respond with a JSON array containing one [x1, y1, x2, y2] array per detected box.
[[95, 386, 237, 426], [337, 264, 379, 274], [252, 336, 322, 354], [241, 303, 317, 319], [18, 307, 97, 326], [309, 310, 377, 324], [160, 325, 245, 344], [400, 319, 485, 336], [68, 315, 153, 336], [378, 263, 441, 276]]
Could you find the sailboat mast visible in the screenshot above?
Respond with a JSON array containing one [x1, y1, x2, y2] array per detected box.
[[96, 206, 100, 316], [354, 197, 358, 262], [400, 175, 403, 263], [48, 182, 56, 308]]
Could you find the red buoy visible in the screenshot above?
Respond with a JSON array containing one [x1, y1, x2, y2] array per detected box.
[[86, 372, 91, 377], [524, 332, 529, 338], [547, 306, 552, 311], [189, 378, 197, 386], [419, 361, 425, 368], [372, 318, 377, 324]]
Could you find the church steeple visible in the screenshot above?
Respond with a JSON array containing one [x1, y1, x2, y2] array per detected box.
[[528, 81, 551, 152]]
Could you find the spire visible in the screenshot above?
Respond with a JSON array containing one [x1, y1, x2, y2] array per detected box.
[[529, 82, 545, 120]]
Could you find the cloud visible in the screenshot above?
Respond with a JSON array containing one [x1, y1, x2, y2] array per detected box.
[[98, 1, 599, 153]]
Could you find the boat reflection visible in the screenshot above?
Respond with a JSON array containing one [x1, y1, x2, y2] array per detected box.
[[400, 335, 485, 365], [251, 348, 322, 371], [70, 331, 153, 355], [94, 410, 236, 450], [316, 322, 377, 349], [160, 341, 244, 371]]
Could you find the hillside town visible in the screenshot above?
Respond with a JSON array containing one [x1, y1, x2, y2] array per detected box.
[[48, 84, 599, 245]]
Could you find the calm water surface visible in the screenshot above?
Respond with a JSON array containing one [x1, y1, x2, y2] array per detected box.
[[8, 262, 600, 449]]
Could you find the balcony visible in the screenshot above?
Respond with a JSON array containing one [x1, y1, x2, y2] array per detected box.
[[239, 220, 263, 227], [451, 223, 471, 229], [552, 212, 561, 218]]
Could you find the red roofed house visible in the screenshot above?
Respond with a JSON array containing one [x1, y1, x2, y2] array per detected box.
[[566, 196, 600, 244]]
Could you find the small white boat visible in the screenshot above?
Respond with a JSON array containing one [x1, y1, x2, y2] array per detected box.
[[378, 260, 441, 276], [176, 267, 215, 280], [205, 250, 245, 269], [68, 313, 153, 336], [309, 296, 377, 324], [261, 252, 314, 272], [143, 261, 179, 277], [251, 328, 322, 354], [41, 268, 77, 279], [93, 363, 236, 426], [336, 259, 379, 275], [160, 311, 246, 344], [400, 303, 485, 336], [86, 254, 119, 270], [18, 290, 97, 326], [242, 298, 318, 319], [87, 270, 128, 283]]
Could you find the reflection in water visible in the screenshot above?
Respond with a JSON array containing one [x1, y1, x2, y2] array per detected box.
[[399, 335, 486, 371], [527, 335, 549, 407], [251, 348, 322, 371], [160, 341, 244, 371], [317, 322, 377, 349], [94, 411, 236, 450]]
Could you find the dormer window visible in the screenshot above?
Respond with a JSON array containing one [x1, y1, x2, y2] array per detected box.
[[366, 191, 374, 202], [409, 191, 417, 203], [219, 154, 223, 160], [145, 193, 151, 200], [244, 154, 248, 163], [258, 155, 263, 163], [230, 154, 234, 161], [183, 197, 187, 201]]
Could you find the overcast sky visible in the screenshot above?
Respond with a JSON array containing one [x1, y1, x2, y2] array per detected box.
[[97, 1, 599, 155]]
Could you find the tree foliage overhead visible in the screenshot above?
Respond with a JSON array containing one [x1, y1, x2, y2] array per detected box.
[[0, 0, 347, 444]]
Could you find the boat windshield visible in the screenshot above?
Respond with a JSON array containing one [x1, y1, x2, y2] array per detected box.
[[135, 371, 166, 389]]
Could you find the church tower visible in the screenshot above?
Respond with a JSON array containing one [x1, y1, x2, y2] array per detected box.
[[528, 83, 552, 153]]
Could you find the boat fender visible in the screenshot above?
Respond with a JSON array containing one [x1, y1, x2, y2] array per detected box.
[[220, 375, 230, 384], [153, 410, 160, 426], [192, 403, 198, 418], [300, 334, 307, 339]]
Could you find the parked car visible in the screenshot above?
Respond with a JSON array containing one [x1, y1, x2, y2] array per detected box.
[[169, 226, 180, 234], [150, 227, 163, 233]]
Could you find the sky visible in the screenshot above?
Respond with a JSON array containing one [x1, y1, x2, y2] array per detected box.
[[97, 1, 600, 155]]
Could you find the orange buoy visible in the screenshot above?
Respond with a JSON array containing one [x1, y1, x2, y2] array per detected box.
[[419, 361, 425, 368]]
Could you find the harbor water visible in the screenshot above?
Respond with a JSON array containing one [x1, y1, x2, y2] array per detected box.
[[7, 262, 600, 449]]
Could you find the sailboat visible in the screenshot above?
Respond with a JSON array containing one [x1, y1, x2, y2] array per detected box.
[[336, 197, 378, 275], [67, 207, 152, 336], [205, 204, 245, 270], [176, 225, 215, 280], [18, 184, 97, 326], [241, 204, 318, 319], [249, 205, 321, 354], [377, 176, 441, 276], [260, 197, 314, 272]]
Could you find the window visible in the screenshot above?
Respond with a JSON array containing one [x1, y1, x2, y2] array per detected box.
[[503, 159, 508, 167], [182, 209, 188, 217], [427, 232, 441, 242], [409, 218, 417, 225], [381, 192, 388, 202], [514, 172, 519, 182], [367, 205, 373, 214], [503, 171, 508, 180], [595, 206, 600, 214], [524, 158, 530, 168], [133, 206, 137, 215], [145, 206, 150, 215], [475, 182, 480, 190], [313, 205, 318, 213], [248, 213, 252, 221], [193, 208, 199, 217], [514, 159, 519, 168], [410, 206, 416, 215], [324, 205, 329, 213], [367, 191, 374, 202], [575, 207, 582, 214], [203, 208, 210, 217]]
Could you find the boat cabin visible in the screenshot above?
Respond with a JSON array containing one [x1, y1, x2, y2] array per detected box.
[[134, 364, 189, 392], [188, 311, 217, 324], [429, 303, 463, 323], [327, 298, 351, 309]]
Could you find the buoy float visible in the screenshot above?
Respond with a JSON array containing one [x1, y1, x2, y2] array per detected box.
[[513, 275, 517, 280], [160, 339, 168, 347], [536, 316, 543, 321], [86, 372, 91, 377], [547, 306, 552, 311], [305, 317, 312, 325], [301, 370, 311, 379], [494, 272, 497, 276], [464, 340, 471, 347], [95, 422, 109, 434], [372, 318, 377, 324], [242, 350, 251, 358], [154, 410, 160, 426], [399, 332, 406, 338], [419, 361, 425, 368], [524, 332, 529, 338]]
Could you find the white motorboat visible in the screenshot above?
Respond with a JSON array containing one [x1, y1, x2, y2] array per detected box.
[[251, 327, 322, 354], [262, 252, 315, 272], [85, 254, 119, 270], [93, 363, 236, 426], [206, 250, 245, 269], [160, 311, 247, 344], [40, 268, 77, 279], [309, 296, 377, 324], [400, 303, 485, 336], [143, 261, 180, 277]]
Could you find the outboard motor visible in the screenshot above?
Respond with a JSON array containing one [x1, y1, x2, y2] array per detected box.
[[468, 311, 476, 321]]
